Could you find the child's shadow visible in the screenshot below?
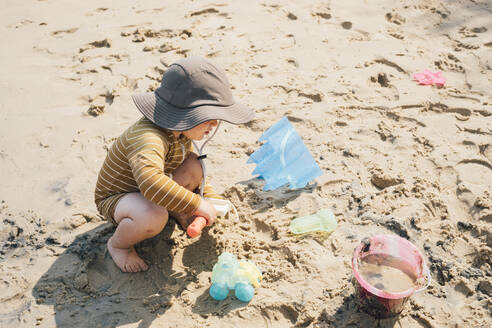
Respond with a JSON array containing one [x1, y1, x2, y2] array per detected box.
[[182, 232, 249, 317], [32, 220, 198, 328], [191, 288, 247, 317], [234, 177, 317, 214]]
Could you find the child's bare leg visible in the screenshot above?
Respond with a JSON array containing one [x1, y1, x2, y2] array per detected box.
[[108, 192, 169, 272], [107, 153, 202, 272], [170, 152, 203, 228]]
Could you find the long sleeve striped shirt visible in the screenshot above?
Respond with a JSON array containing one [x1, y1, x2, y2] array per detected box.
[[94, 117, 219, 215]]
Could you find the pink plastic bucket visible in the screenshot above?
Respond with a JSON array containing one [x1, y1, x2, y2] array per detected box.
[[351, 234, 431, 318]]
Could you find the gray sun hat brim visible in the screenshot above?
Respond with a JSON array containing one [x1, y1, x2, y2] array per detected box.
[[132, 92, 255, 131]]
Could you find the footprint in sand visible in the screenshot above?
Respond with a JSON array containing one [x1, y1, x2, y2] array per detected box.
[[369, 73, 400, 101], [311, 5, 331, 21], [121, 28, 192, 45], [452, 39, 480, 51], [85, 87, 117, 117], [87, 104, 105, 117], [385, 11, 405, 25], [371, 58, 407, 73], [428, 5, 450, 19], [51, 27, 78, 36], [370, 73, 390, 88], [298, 91, 323, 103], [158, 44, 178, 54], [190, 8, 219, 16], [189, 8, 229, 19], [434, 53, 464, 72], [458, 26, 488, 38], [79, 38, 112, 53], [387, 29, 405, 40]]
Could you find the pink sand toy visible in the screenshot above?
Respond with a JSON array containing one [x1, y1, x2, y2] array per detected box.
[[413, 70, 446, 86], [351, 234, 431, 318], [186, 198, 238, 238], [187, 216, 208, 238]]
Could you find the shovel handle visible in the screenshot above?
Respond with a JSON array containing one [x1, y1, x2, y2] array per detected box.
[[186, 216, 208, 238]]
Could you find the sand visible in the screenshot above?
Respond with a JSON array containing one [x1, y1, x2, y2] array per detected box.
[[0, 0, 491, 327]]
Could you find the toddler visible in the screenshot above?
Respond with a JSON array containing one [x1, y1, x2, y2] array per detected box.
[[94, 56, 254, 272]]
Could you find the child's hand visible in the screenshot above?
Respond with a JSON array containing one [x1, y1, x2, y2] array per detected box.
[[194, 198, 217, 226]]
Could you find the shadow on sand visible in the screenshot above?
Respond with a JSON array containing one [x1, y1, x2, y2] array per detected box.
[[32, 219, 219, 328], [317, 293, 400, 328], [230, 176, 317, 214]]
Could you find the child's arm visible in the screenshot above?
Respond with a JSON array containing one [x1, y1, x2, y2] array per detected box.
[[126, 129, 201, 215], [201, 177, 223, 200]]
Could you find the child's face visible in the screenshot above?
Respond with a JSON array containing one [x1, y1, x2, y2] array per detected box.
[[183, 120, 218, 140]]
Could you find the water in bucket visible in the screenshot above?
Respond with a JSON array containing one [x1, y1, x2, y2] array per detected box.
[[351, 235, 431, 318], [358, 254, 417, 293]]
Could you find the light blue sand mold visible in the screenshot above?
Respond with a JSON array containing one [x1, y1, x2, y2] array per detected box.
[[247, 117, 322, 191]]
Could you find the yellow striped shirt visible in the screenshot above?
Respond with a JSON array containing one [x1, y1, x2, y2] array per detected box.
[[94, 117, 219, 215]]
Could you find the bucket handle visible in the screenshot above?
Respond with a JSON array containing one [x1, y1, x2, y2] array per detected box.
[[414, 264, 432, 293]]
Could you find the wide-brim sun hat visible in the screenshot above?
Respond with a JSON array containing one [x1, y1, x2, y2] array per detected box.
[[132, 56, 255, 131]]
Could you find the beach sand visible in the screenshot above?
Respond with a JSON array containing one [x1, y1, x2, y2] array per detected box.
[[0, 0, 491, 327]]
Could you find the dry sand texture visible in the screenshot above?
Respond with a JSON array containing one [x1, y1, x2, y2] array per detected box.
[[1, 0, 491, 327]]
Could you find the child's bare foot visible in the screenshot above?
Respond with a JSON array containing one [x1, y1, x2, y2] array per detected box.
[[107, 237, 149, 273]]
